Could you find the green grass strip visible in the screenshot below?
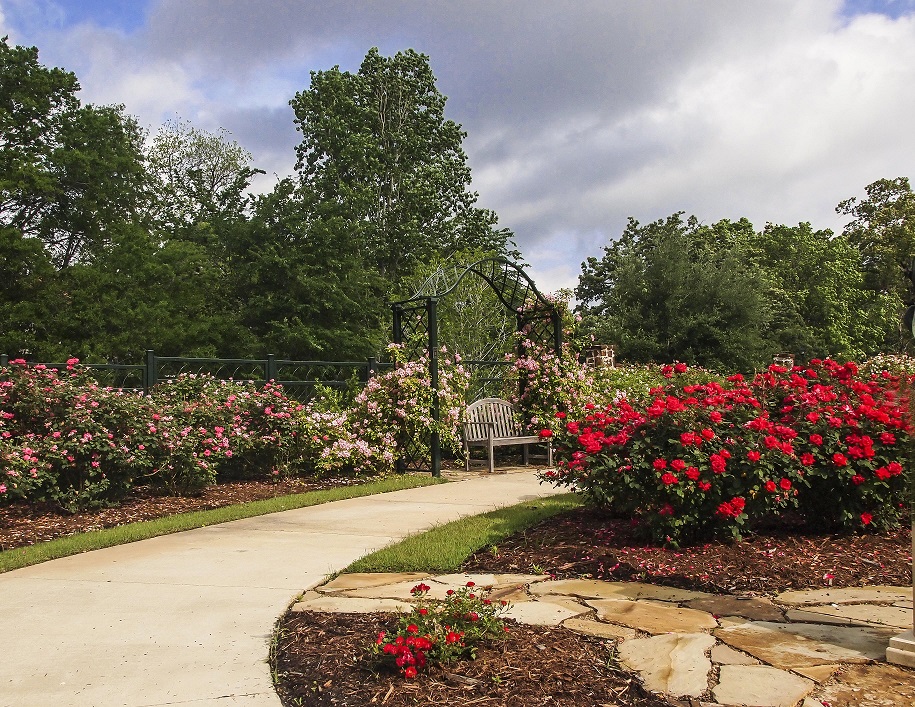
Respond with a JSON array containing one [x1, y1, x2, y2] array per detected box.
[[0, 475, 445, 574], [345, 492, 583, 574]]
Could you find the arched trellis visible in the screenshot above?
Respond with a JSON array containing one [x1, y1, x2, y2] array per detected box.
[[391, 257, 562, 476]]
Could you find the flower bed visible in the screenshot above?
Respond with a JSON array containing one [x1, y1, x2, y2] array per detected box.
[[541, 359, 912, 544], [0, 349, 468, 511]]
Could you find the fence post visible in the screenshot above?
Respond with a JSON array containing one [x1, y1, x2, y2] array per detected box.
[[0, 354, 7, 367], [266, 354, 277, 383], [144, 350, 157, 393], [367, 357, 378, 379]]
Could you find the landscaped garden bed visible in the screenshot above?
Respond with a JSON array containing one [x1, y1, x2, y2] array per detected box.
[[270, 506, 911, 707]]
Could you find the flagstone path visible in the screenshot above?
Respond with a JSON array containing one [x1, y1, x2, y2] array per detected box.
[[297, 572, 915, 707]]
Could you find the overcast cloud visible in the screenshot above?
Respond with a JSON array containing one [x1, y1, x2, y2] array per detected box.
[[2, 0, 913, 293]]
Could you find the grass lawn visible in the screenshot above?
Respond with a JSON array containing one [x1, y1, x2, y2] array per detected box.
[[344, 492, 583, 574]]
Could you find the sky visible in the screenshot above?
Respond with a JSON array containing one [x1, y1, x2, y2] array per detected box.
[[2, 0, 913, 294]]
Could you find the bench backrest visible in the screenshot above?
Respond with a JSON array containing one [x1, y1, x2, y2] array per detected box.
[[463, 398, 522, 441]]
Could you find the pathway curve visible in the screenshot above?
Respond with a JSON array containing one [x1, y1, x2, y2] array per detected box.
[[1, 470, 562, 707]]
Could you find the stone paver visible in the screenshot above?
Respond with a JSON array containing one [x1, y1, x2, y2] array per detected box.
[[503, 599, 587, 626], [589, 598, 718, 634], [291, 593, 412, 614], [715, 620, 896, 669], [531, 578, 711, 602], [318, 572, 429, 593], [785, 608, 872, 626], [712, 664, 813, 707], [787, 602, 913, 629], [710, 643, 759, 665], [617, 633, 715, 697], [775, 585, 912, 606], [687, 595, 784, 622], [794, 664, 840, 683], [336, 578, 453, 600], [562, 617, 636, 640]]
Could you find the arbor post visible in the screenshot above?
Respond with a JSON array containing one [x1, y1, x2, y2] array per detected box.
[[428, 297, 441, 478]]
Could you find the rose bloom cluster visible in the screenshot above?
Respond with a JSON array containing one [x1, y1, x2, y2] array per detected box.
[[371, 581, 510, 679], [540, 359, 911, 544]]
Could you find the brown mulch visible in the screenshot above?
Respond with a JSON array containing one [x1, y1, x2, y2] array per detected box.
[[462, 506, 914, 594], [0, 476, 371, 551], [273, 611, 670, 707]]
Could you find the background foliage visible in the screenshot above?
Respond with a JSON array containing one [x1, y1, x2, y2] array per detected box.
[[1, 37, 913, 375]]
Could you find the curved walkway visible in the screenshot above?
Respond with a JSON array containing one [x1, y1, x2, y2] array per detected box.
[[1, 470, 562, 707]]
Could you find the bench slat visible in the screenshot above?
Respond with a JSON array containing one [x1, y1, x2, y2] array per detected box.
[[462, 397, 551, 472]]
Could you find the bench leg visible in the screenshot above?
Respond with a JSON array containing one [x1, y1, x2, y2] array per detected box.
[[547, 441, 553, 467], [464, 440, 470, 472], [488, 438, 495, 474], [522, 444, 529, 466]]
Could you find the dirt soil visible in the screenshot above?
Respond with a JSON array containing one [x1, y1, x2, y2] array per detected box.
[[272, 505, 912, 707]]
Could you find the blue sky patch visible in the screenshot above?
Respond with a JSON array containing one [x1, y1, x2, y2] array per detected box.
[[842, 0, 915, 19], [44, 0, 149, 33]]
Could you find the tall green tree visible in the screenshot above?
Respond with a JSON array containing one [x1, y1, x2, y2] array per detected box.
[[145, 118, 262, 240], [0, 38, 147, 268], [576, 214, 773, 371], [748, 223, 895, 360], [230, 179, 388, 360], [288, 47, 514, 286], [838, 177, 915, 298]]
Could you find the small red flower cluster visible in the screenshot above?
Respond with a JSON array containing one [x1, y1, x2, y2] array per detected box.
[[372, 581, 510, 679]]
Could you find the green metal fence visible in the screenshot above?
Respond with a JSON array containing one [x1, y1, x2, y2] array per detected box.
[[0, 351, 391, 398]]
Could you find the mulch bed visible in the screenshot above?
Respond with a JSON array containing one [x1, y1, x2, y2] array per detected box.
[[0, 475, 371, 551], [462, 505, 914, 594], [272, 505, 912, 707], [273, 611, 670, 707]]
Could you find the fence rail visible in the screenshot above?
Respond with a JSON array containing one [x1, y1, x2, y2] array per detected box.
[[0, 351, 392, 398]]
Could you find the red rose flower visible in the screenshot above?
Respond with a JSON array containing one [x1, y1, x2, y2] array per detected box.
[[686, 466, 700, 480], [539, 429, 553, 439], [832, 452, 848, 467], [800, 453, 815, 466], [779, 478, 791, 490], [810, 434, 823, 446], [661, 472, 678, 486], [671, 458, 686, 471], [747, 450, 761, 462], [697, 480, 712, 491], [653, 458, 668, 470], [851, 474, 865, 485], [860, 512, 873, 526], [674, 362, 688, 374], [765, 480, 777, 493]]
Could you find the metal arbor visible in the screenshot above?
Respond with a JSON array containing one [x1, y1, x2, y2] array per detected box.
[[391, 257, 562, 476]]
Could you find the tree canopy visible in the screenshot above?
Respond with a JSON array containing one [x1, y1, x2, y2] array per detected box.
[[0, 37, 911, 370]]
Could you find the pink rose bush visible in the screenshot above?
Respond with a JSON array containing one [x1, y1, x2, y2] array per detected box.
[[541, 359, 911, 544], [1, 351, 468, 509]]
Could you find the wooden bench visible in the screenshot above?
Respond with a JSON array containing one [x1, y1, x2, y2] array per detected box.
[[462, 397, 552, 473]]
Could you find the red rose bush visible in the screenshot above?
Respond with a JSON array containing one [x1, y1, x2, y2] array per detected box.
[[541, 359, 911, 544]]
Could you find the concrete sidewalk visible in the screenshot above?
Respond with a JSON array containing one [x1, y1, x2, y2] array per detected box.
[[1, 470, 562, 707]]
